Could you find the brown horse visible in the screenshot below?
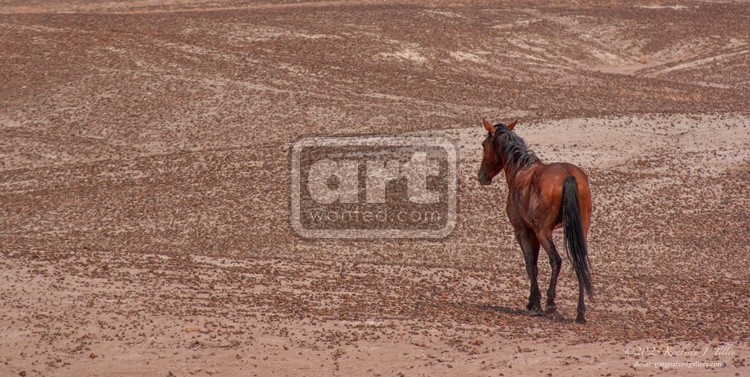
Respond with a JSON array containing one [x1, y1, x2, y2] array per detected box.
[[477, 118, 593, 324]]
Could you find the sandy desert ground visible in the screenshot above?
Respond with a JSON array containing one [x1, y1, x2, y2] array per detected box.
[[1, 0, 749, 376]]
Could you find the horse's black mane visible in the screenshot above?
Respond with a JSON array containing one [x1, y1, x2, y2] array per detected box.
[[493, 123, 538, 168]]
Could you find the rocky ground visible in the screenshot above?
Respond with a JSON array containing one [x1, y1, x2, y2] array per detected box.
[[1, 0, 749, 376]]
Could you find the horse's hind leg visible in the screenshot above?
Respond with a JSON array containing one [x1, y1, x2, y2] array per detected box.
[[537, 230, 562, 314], [515, 228, 542, 315]]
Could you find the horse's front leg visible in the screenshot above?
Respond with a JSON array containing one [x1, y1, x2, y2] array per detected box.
[[515, 227, 542, 315]]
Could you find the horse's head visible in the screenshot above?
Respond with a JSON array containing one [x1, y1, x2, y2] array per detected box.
[[477, 117, 517, 185]]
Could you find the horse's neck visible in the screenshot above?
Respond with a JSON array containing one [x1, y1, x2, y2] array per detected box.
[[504, 160, 542, 189], [503, 164, 522, 188]]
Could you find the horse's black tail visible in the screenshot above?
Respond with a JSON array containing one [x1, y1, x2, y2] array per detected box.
[[562, 176, 594, 300]]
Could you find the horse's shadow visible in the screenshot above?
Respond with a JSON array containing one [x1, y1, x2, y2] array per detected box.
[[477, 303, 576, 324]]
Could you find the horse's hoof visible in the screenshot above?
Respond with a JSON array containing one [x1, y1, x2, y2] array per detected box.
[[545, 305, 557, 314], [575, 315, 587, 324], [528, 309, 544, 317]]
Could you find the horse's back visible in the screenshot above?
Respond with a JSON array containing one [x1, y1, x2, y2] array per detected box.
[[537, 162, 590, 194]]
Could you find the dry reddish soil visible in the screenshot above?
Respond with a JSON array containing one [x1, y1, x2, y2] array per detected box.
[[1, 1, 749, 376]]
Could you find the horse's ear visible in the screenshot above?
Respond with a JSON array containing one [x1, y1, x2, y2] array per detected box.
[[482, 118, 494, 133], [507, 119, 519, 130]]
